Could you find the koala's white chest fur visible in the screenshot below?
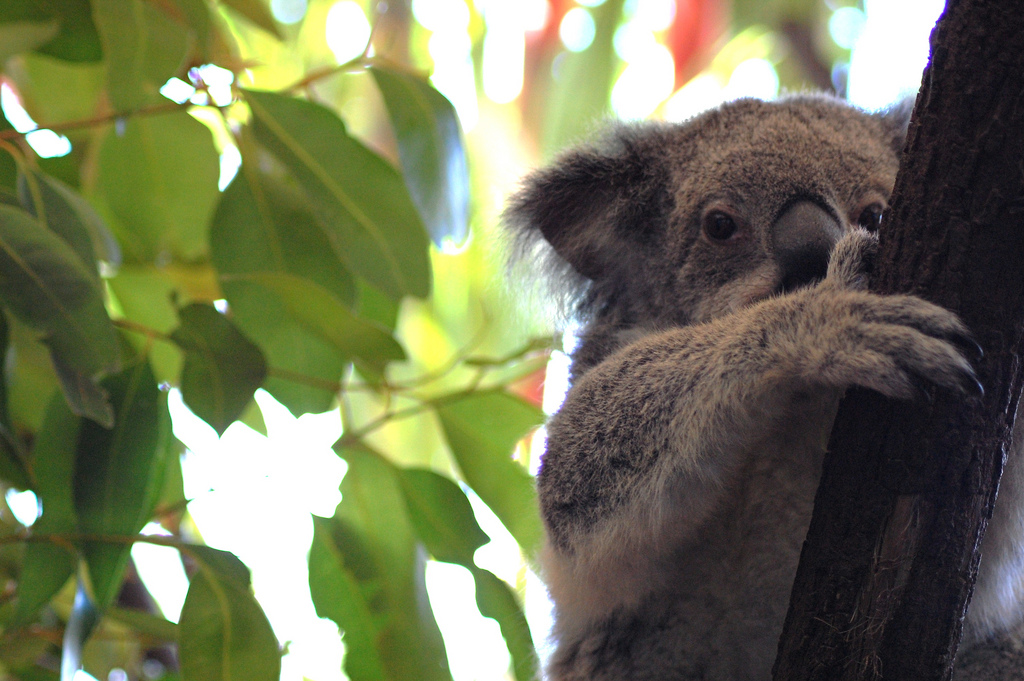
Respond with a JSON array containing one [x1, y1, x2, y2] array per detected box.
[[507, 95, 1023, 680]]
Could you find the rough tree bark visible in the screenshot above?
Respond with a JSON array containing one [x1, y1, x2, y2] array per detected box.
[[772, 1, 1024, 680]]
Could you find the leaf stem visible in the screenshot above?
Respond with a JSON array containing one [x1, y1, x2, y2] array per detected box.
[[0, 101, 189, 141]]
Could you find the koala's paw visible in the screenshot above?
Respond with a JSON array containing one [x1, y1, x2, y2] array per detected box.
[[803, 289, 983, 400], [825, 227, 877, 291]]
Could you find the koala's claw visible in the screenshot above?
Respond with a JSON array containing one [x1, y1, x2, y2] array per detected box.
[[793, 287, 982, 402], [950, 334, 985, 362], [959, 367, 985, 397]]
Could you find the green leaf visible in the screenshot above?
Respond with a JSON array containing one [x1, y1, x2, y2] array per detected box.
[[245, 89, 431, 300], [219, 0, 282, 39], [168, 0, 213, 55], [211, 161, 358, 308], [0, 117, 16, 192], [308, 516, 387, 681], [0, 21, 59, 64], [91, 0, 190, 110], [106, 605, 178, 641], [0, 0, 102, 62], [219, 279, 341, 415], [0, 204, 119, 378], [178, 546, 280, 681], [94, 111, 219, 263], [20, 52, 106, 124], [73, 360, 166, 609], [211, 163, 365, 414], [18, 171, 95, 279], [50, 353, 113, 428], [371, 67, 470, 247], [170, 303, 267, 435], [472, 568, 538, 681], [18, 170, 120, 273], [105, 266, 183, 386], [435, 391, 544, 556], [16, 392, 80, 622], [233, 272, 405, 375], [315, 448, 452, 681], [396, 468, 539, 681], [398, 469, 489, 566], [0, 311, 31, 490], [237, 398, 266, 436]]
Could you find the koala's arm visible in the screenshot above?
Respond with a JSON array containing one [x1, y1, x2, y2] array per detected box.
[[538, 233, 980, 623]]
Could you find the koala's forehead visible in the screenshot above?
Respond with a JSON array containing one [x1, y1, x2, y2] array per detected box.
[[664, 98, 899, 208]]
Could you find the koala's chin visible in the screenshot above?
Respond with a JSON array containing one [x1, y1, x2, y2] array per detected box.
[[506, 94, 1021, 680]]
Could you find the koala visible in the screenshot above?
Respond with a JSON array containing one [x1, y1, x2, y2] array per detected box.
[[505, 94, 1024, 680]]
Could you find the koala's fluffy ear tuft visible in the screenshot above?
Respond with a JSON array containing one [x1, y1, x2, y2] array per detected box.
[[504, 124, 674, 282], [878, 96, 915, 156]]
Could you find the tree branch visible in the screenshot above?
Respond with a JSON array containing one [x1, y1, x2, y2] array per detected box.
[[773, 0, 1024, 679]]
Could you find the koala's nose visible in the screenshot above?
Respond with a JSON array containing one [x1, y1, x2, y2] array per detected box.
[[772, 201, 843, 292]]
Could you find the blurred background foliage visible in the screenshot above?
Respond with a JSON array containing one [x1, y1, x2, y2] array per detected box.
[[0, 0, 938, 680]]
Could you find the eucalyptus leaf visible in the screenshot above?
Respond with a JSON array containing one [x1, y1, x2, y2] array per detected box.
[[216, 277, 341, 415], [398, 468, 489, 566], [308, 516, 387, 681], [397, 468, 539, 681], [317, 447, 452, 681], [220, 0, 282, 39], [211, 163, 357, 308], [168, 0, 213, 55], [170, 303, 267, 435], [50, 354, 113, 428], [0, 21, 58, 64], [18, 170, 121, 273], [178, 546, 280, 681], [21, 49, 106, 124], [245, 89, 431, 300], [211, 167, 353, 414], [0, 310, 30, 490], [94, 111, 219, 263], [371, 67, 470, 247], [435, 391, 544, 556], [472, 568, 539, 681], [16, 392, 80, 622], [73, 360, 166, 609], [91, 0, 189, 111], [0, 204, 119, 378], [0, 0, 102, 62], [106, 605, 178, 642], [233, 272, 405, 374], [0, 116, 15, 193]]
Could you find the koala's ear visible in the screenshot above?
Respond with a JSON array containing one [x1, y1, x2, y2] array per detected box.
[[878, 96, 915, 155], [504, 126, 672, 281]]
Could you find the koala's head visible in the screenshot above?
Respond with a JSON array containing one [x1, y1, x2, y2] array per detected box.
[[506, 94, 911, 372]]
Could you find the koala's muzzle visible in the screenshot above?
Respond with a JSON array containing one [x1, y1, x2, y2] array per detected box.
[[772, 201, 842, 292]]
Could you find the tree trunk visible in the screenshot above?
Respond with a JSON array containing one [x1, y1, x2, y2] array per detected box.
[[772, 1, 1024, 680]]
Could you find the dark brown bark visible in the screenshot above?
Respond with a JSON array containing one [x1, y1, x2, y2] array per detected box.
[[772, 1, 1024, 680]]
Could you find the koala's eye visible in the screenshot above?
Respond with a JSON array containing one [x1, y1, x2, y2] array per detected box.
[[703, 211, 739, 241], [856, 203, 885, 232]]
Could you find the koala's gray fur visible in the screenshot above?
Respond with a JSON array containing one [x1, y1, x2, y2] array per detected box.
[[506, 94, 1024, 680]]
